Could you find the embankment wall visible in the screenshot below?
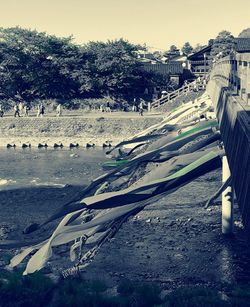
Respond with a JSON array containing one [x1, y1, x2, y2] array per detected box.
[[0, 116, 162, 147]]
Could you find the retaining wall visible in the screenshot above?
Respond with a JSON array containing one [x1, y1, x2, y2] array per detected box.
[[0, 116, 163, 147]]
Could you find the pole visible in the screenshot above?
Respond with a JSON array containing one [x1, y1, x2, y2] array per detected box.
[[222, 156, 234, 234]]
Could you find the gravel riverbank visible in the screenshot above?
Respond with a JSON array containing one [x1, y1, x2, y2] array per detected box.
[[1, 169, 250, 291]]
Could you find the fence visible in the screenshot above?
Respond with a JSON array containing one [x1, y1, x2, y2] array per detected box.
[[209, 54, 250, 105], [207, 53, 250, 237], [151, 80, 203, 108]]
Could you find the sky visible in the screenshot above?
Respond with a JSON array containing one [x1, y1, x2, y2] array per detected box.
[[0, 0, 249, 51]]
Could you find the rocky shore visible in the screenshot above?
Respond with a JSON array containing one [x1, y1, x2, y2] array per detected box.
[[1, 170, 250, 291]]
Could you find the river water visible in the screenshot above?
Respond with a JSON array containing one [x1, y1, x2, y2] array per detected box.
[[0, 148, 108, 190]]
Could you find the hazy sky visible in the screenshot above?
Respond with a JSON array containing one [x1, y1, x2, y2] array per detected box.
[[0, 0, 249, 51]]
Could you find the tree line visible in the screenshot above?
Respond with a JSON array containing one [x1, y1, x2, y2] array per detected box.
[[156, 27, 250, 61], [0, 27, 168, 109], [1, 26, 249, 110]]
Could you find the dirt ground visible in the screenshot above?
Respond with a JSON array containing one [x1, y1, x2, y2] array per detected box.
[[0, 169, 250, 291]]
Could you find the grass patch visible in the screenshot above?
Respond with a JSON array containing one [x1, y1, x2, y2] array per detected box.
[[162, 286, 229, 307], [117, 278, 162, 306], [0, 269, 54, 307], [1, 271, 250, 307]]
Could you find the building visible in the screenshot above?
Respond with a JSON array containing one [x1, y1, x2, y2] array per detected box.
[[137, 38, 250, 95], [142, 61, 184, 85], [230, 38, 250, 104], [187, 45, 212, 77]]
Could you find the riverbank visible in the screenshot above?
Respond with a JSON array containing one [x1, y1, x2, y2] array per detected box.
[[1, 96, 250, 298], [1, 169, 250, 291], [0, 114, 163, 147]]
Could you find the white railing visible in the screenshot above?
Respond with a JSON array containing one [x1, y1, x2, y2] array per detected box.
[[151, 79, 204, 108]]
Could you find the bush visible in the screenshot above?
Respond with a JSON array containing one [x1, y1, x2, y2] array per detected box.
[[162, 287, 229, 307], [117, 279, 162, 307], [55, 277, 109, 307], [230, 285, 250, 307], [0, 270, 54, 307], [2, 271, 250, 307]]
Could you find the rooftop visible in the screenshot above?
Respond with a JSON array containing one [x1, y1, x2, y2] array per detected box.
[[235, 38, 250, 53], [142, 62, 183, 75]]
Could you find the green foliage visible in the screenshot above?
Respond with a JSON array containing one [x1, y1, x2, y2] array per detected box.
[[0, 27, 81, 102], [210, 30, 235, 58], [62, 97, 122, 110], [192, 44, 207, 53], [162, 287, 229, 307], [0, 27, 168, 108], [163, 45, 180, 60], [230, 285, 250, 307], [181, 42, 193, 55], [169, 45, 178, 52], [238, 28, 250, 38], [55, 277, 163, 307], [1, 272, 250, 307], [55, 277, 110, 307], [152, 51, 163, 60], [83, 39, 167, 101], [117, 279, 162, 306], [0, 269, 53, 307]]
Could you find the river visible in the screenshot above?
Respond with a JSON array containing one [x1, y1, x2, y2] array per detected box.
[[0, 147, 108, 190]]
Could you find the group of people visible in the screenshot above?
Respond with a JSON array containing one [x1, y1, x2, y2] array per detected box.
[[13, 102, 30, 117], [13, 102, 43, 118], [9, 103, 62, 118], [36, 103, 45, 117], [132, 99, 151, 116], [99, 102, 111, 113]]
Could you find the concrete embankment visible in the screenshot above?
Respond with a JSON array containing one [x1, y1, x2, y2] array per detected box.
[[0, 116, 163, 147]]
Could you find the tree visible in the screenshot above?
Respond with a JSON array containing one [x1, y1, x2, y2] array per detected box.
[[192, 44, 206, 53], [163, 45, 180, 60], [210, 30, 235, 58], [0, 27, 170, 107], [83, 39, 168, 101], [238, 28, 250, 38], [152, 51, 162, 61], [169, 45, 178, 52], [181, 42, 193, 55], [0, 27, 82, 103]]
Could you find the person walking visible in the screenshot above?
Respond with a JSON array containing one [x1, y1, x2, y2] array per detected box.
[[147, 101, 151, 113], [0, 104, 4, 117], [23, 105, 30, 116], [106, 102, 111, 113], [18, 102, 24, 116], [37, 103, 45, 117], [56, 104, 62, 117], [132, 99, 137, 112], [40, 104, 45, 117], [14, 104, 20, 117], [36, 105, 40, 117], [139, 100, 144, 116]]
